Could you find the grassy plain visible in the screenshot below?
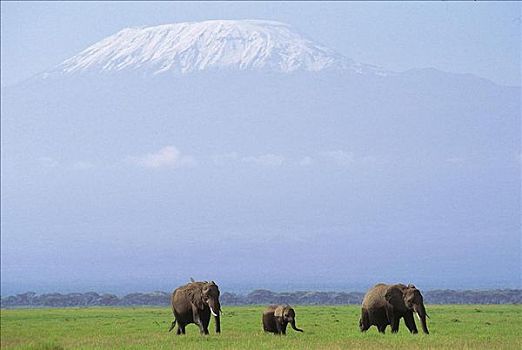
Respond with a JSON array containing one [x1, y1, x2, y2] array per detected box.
[[1, 305, 521, 349]]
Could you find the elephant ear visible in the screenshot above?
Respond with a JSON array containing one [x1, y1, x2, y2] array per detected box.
[[385, 286, 406, 310], [186, 286, 205, 310], [274, 305, 284, 318]]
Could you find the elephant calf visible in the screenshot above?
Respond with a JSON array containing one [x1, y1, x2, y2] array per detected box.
[[262, 305, 304, 335], [360, 283, 429, 334]]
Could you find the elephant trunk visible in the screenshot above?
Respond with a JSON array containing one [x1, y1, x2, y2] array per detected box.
[[214, 312, 221, 333], [290, 319, 303, 332], [414, 303, 429, 334], [208, 299, 221, 333]]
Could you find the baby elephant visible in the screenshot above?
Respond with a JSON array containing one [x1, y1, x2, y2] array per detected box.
[[262, 305, 304, 335]]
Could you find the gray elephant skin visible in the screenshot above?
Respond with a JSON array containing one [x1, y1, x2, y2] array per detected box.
[[262, 305, 304, 335], [360, 283, 429, 334], [168, 280, 221, 335]]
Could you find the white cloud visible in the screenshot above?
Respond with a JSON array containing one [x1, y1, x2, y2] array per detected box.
[[320, 150, 354, 166], [241, 154, 285, 166], [128, 146, 196, 169]]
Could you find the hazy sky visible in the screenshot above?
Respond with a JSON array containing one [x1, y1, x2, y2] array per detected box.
[[1, 1, 521, 87], [1, 1, 521, 295]]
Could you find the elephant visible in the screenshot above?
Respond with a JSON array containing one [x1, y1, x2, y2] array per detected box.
[[262, 305, 304, 335], [359, 283, 429, 334], [168, 280, 221, 335]]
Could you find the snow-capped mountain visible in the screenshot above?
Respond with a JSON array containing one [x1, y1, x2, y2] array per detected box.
[[2, 18, 520, 296], [47, 20, 386, 76]]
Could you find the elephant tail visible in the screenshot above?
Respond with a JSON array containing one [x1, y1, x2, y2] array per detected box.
[[168, 318, 177, 332]]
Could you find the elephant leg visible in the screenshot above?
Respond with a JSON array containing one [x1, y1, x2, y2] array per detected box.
[[175, 320, 184, 336], [391, 316, 400, 333], [385, 306, 394, 324], [360, 309, 370, 332], [197, 320, 207, 335], [377, 324, 387, 334], [385, 307, 400, 333], [191, 307, 207, 335], [195, 317, 206, 334], [275, 320, 283, 335], [404, 311, 418, 334], [201, 313, 211, 335], [360, 322, 370, 332], [281, 322, 288, 335]]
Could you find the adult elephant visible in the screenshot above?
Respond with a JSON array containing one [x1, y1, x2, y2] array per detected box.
[[168, 280, 221, 335], [360, 283, 429, 334]]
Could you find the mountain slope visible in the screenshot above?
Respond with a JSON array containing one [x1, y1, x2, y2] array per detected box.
[[1, 20, 520, 293], [43, 20, 387, 76]]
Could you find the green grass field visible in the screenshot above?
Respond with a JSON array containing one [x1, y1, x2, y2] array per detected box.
[[1, 305, 521, 349]]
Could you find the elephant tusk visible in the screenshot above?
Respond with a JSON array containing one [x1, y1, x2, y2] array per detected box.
[[210, 307, 218, 317], [415, 312, 421, 321]]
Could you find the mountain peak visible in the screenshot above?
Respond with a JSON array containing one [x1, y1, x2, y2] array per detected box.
[[47, 19, 387, 76]]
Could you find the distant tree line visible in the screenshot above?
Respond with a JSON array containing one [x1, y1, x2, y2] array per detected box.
[[1, 289, 520, 308]]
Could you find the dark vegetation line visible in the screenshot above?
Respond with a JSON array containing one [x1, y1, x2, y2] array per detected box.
[[2, 289, 521, 308]]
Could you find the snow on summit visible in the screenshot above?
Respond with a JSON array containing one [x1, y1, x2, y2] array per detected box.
[[52, 20, 382, 75]]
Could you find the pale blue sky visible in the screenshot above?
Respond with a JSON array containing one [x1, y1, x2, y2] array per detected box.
[[1, 1, 521, 87], [1, 1, 521, 294]]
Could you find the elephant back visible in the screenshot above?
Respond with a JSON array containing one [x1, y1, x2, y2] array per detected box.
[[172, 282, 205, 310], [362, 283, 389, 308], [172, 282, 206, 312]]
